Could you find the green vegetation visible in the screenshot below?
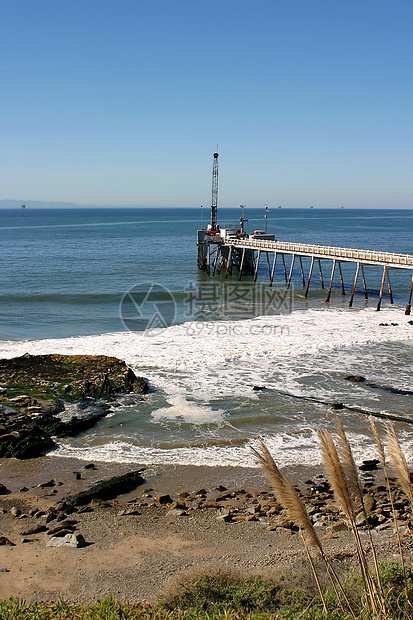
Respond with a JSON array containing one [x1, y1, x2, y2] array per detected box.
[[1, 563, 412, 619], [159, 567, 312, 614]]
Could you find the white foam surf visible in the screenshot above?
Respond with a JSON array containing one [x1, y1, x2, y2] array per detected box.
[[2, 305, 412, 468]]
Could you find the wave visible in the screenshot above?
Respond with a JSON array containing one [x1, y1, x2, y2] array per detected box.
[[0, 292, 122, 304], [1, 305, 411, 365]]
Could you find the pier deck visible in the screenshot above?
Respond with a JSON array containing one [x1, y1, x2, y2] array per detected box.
[[197, 233, 413, 313], [227, 238, 413, 269]]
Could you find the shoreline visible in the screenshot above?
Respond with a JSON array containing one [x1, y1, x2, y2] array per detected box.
[[0, 455, 324, 502]]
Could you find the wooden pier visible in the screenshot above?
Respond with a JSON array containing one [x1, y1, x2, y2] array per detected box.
[[197, 233, 413, 314]]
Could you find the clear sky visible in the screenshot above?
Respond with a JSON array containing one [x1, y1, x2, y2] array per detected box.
[[1, 0, 412, 208]]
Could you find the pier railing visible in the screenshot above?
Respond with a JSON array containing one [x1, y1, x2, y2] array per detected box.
[[227, 238, 413, 269]]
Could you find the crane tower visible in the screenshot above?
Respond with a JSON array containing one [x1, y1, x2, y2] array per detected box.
[[210, 151, 219, 231]]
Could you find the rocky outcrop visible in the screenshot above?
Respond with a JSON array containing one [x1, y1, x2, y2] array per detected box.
[[0, 353, 148, 401], [0, 354, 149, 459]]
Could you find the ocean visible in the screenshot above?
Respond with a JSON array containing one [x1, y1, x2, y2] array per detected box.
[[1, 207, 413, 470]]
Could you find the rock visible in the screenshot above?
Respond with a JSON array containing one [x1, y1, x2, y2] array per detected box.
[[0, 536, 15, 546], [48, 528, 75, 537], [0, 354, 148, 399], [35, 511, 47, 518], [363, 494, 376, 512], [330, 521, 349, 533], [84, 463, 96, 470], [77, 506, 93, 514], [38, 479, 55, 489], [252, 385, 267, 391], [117, 507, 141, 516], [60, 469, 145, 507], [216, 511, 233, 522], [360, 459, 379, 471], [10, 506, 21, 517], [21, 525, 48, 535], [166, 508, 187, 517], [156, 494, 173, 505], [202, 501, 221, 509], [344, 375, 366, 383], [48, 520, 78, 535], [90, 498, 110, 508], [0, 483, 10, 495], [46, 533, 87, 548]]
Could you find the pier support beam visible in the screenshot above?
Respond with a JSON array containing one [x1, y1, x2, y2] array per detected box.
[[265, 252, 271, 281], [318, 259, 324, 288], [212, 246, 220, 275], [254, 250, 261, 282], [326, 259, 336, 303], [405, 272, 413, 315], [338, 262, 345, 295], [299, 257, 305, 286], [225, 246, 232, 277], [238, 247, 246, 280], [270, 252, 277, 287], [304, 256, 315, 298], [361, 264, 368, 300], [376, 267, 387, 311], [349, 262, 360, 308], [281, 254, 288, 283], [287, 255, 295, 289], [386, 268, 394, 304]]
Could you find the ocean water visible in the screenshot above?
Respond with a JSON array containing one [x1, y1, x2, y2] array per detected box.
[[1, 207, 413, 470]]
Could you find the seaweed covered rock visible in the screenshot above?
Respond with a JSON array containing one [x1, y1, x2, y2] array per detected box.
[[0, 354, 149, 459], [0, 353, 148, 400]]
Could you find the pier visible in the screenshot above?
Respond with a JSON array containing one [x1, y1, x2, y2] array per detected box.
[[197, 233, 413, 314], [198, 151, 413, 314]]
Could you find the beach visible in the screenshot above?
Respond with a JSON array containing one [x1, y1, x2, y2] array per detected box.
[[1, 456, 411, 604]]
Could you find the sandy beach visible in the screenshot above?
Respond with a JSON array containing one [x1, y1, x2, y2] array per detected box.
[[1, 456, 410, 604]]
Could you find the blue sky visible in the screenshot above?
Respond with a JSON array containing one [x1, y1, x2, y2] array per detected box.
[[1, 0, 412, 208]]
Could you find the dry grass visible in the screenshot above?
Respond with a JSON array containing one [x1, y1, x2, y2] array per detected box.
[[253, 414, 413, 619]]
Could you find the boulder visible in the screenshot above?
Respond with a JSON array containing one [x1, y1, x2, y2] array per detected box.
[[46, 533, 87, 548]]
